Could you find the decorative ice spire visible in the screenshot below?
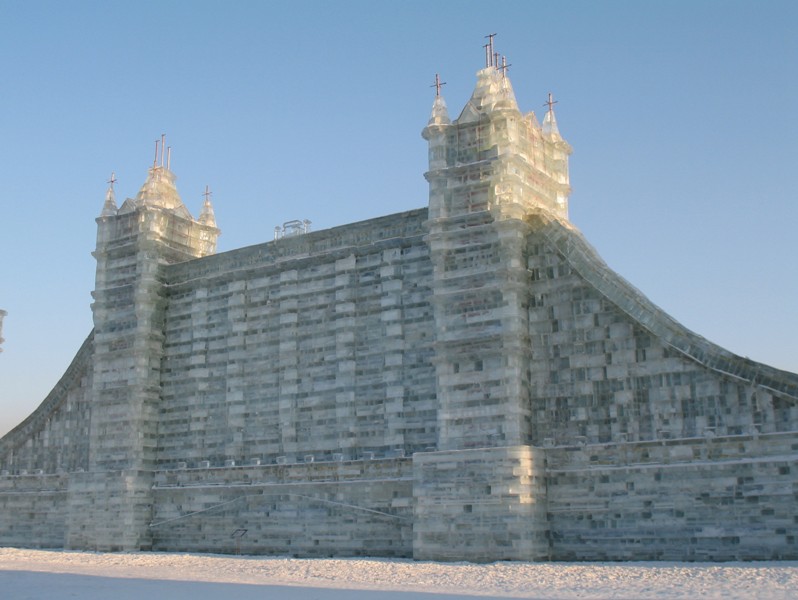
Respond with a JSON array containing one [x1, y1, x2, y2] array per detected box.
[[132, 134, 190, 217], [199, 185, 217, 228], [457, 36, 518, 122], [427, 73, 451, 126], [494, 55, 517, 110], [542, 92, 562, 140], [100, 172, 118, 217]]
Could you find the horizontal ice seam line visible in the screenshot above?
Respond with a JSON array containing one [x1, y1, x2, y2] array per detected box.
[[547, 453, 798, 474], [152, 476, 413, 490], [0, 489, 66, 496], [148, 491, 411, 528]]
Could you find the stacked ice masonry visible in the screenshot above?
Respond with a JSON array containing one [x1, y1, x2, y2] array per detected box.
[[0, 42, 796, 562]]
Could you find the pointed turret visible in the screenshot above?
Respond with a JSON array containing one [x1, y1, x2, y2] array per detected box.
[[457, 64, 519, 123], [495, 55, 518, 111], [118, 135, 192, 220], [540, 93, 572, 208], [199, 185, 217, 228], [100, 172, 118, 217], [135, 166, 183, 210], [542, 93, 562, 140], [427, 73, 451, 127], [423, 73, 451, 136], [422, 74, 452, 194], [428, 94, 450, 127]]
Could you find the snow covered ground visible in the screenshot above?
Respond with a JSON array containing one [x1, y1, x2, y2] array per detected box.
[[1, 548, 797, 599]]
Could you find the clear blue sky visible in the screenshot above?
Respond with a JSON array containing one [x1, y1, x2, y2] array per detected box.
[[1, 0, 796, 437]]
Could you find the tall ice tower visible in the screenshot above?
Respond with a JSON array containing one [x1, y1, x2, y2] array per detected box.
[[423, 45, 571, 452], [72, 140, 219, 551], [416, 42, 571, 561]]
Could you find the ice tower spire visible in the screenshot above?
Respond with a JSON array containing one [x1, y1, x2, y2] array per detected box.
[[542, 92, 562, 140], [427, 73, 451, 126], [100, 172, 118, 217], [458, 36, 518, 121], [199, 185, 217, 228], [119, 135, 193, 220]]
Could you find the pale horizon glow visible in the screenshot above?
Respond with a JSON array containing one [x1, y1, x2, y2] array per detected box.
[[1, 0, 796, 437]]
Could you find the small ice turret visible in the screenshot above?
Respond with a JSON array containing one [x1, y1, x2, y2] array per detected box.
[[99, 172, 118, 217], [422, 74, 452, 220], [199, 185, 217, 228]]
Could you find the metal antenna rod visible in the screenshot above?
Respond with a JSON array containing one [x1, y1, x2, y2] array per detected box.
[[484, 33, 497, 67]]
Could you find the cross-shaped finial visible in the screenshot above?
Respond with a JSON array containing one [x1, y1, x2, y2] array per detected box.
[[545, 92, 558, 114], [203, 185, 212, 203], [499, 56, 511, 78], [107, 172, 117, 189], [431, 73, 446, 97]]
